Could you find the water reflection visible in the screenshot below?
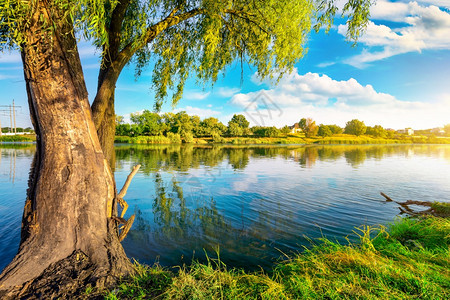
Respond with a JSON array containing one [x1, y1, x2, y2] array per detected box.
[[115, 143, 450, 171], [1, 143, 450, 272], [0, 144, 34, 183], [123, 172, 305, 270], [116, 144, 450, 270], [0, 144, 36, 272]]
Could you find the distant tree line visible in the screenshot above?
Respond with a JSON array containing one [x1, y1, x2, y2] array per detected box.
[[116, 111, 450, 142], [1, 127, 35, 134], [116, 111, 297, 142], [298, 117, 397, 138]]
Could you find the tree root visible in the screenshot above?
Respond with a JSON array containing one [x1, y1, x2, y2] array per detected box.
[[0, 251, 117, 299], [114, 164, 140, 241]]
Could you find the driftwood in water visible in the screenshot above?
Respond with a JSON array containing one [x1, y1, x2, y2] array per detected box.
[[380, 192, 445, 217]]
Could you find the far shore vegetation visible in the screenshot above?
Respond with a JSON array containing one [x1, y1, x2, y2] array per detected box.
[[101, 203, 450, 299], [2, 113, 450, 145], [113, 111, 450, 145]]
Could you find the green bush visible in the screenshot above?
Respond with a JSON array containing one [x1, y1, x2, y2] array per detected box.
[[166, 132, 182, 144], [0, 135, 34, 142], [181, 131, 194, 143], [114, 136, 132, 143], [212, 133, 225, 143]]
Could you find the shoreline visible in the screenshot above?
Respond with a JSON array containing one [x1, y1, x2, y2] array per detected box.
[[114, 134, 450, 146], [102, 210, 450, 299]]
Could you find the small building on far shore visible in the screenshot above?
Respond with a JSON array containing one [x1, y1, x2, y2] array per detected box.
[[289, 123, 302, 134], [431, 127, 445, 134]]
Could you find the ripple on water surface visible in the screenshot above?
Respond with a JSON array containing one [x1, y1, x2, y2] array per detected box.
[[1, 144, 450, 272]]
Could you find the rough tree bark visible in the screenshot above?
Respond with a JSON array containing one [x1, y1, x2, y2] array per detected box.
[[0, 2, 133, 298]]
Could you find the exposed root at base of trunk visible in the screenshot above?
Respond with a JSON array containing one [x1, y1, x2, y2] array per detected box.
[[0, 250, 122, 300]]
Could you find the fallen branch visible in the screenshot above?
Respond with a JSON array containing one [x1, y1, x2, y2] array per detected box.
[[380, 192, 393, 202], [380, 192, 445, 217]]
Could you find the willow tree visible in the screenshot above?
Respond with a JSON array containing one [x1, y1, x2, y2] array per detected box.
[[0, 0, 372, 297], [90, 0, 372, 164]]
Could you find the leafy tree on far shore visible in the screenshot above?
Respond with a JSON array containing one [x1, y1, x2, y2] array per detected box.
[[130, 110, 162, 136], [281, 125, 291, 136], [345, 119, 367, 136], [228, 123, 243, 137], [366, 125, 386, 138], [299, 118, 319, 137], [328, 124, 343, 134], [199, 117, 227, 137], [265, 127, 281, 137], [318, 124, 332, 137], [228, 114, 249, 136], [229, 114, 250, 129]]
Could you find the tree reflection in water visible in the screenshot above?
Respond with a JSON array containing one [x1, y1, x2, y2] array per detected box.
[[1, 143, 450, 271], [115, 144, 450, 270], [122, 170, 305, 270]]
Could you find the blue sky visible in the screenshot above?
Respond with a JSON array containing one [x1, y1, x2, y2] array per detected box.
[[1, 0, 450, 129]]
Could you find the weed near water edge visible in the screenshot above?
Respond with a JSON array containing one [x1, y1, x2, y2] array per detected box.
[[104, 216, 449, 299]]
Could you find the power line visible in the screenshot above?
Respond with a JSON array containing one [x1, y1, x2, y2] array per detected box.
[[0, 100, 22, 134]]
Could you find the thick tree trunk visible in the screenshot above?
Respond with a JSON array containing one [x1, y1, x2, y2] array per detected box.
[[0, 2, 132, 298]]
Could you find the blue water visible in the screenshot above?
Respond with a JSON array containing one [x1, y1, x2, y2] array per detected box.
[[1, 144, 450, 272]]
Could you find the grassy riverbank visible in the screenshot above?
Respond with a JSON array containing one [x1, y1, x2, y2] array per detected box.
[[102, 210, 449, 299], [115, 134, 450, 145], [0, 134, 35, 142]]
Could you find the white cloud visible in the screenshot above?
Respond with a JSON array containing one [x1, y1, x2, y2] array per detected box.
[[184, 90, 211, 100], [174, 106, 221, 118], [317, 61, 336, 68], [340, 0, 450, 67], [0, 52, 21, 64], [414, 1, 450, 9], [229, 69, 450, 129], [0, 74, 19, 80], [214, 87, 241, 98]]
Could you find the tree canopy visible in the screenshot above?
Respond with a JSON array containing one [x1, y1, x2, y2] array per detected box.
[[345, 119, 367, 136], [1, 0, 373, 110], [299, 117, 319, 137]]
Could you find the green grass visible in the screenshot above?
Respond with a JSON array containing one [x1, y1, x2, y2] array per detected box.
[[431, 202, 450, 218], [0, 135, 35, 142], [114, 135, 182, 144], [115, 134, 450, 146], [104, 215, 450, 299]]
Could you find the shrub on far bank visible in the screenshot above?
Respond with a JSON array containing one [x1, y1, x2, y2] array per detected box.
[[114, 134, 182, 144], [0, 135, 35, 142]]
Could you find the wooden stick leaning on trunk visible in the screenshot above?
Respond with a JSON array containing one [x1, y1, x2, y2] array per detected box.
[[114, 164, 141, 242]]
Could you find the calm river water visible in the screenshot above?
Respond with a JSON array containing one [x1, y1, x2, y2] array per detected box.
[[1, 144, 450, 271]]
